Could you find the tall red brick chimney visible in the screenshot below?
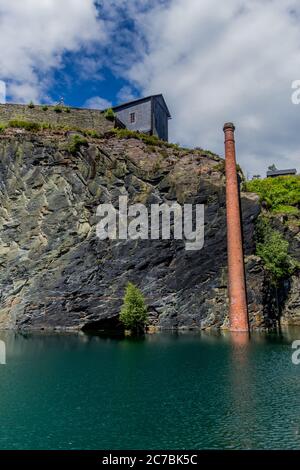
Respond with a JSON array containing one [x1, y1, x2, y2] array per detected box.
[[223, 123, 249, 332]]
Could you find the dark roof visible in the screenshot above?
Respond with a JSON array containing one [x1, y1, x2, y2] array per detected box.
[[112, 94, 171, 118], [267, 169, 297, 177]]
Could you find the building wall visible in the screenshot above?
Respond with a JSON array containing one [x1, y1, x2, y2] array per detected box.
[[115, 101, 152, 134], [0, 104, 114, 133], [115, 98, 169, 141], [152, 96, 169, 141]]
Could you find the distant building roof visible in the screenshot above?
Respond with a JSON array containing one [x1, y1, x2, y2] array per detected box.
[[267, 168, 297, 177], [113, 94, 171, 118]]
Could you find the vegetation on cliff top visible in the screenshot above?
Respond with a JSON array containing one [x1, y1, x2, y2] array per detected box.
[[0, 119, 103, 136], [0, 119, 220, 161], [104, 107, 115, 121], [0, 120, 180, 150], [109, 128, 183, 150], [244, 175, 300, 215]]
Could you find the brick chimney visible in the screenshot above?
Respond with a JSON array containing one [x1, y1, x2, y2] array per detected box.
[[223, 123, 249, 332]]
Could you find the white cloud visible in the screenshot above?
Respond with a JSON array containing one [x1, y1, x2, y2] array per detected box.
[[85, 96, 112, 109], [121, 0, 300, 175], [0, 80, 6, 103], [0, 0, 106, 102], [8, 82, 41, 104], [1, 0, 300, 175], [116, 85, 137, 103]]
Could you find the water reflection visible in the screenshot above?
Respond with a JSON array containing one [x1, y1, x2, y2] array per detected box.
[[1, 326, 299, 359], [228, 332, 255, 449], [0, 327, 299, 449]]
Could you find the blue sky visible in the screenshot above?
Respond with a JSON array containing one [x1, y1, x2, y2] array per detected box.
[[32, 2, 146, 108], [0, 0, 300, 177], [49, 61, 129, 108]]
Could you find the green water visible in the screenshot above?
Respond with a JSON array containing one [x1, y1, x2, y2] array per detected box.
[[0, 329, 299, 450]]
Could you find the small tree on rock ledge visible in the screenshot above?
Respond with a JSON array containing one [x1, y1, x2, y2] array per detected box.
[[119, 282, 148, 334], [104, 107, 115, 121]]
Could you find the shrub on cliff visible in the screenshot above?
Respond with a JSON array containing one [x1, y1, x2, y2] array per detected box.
[[119, 283, 148, 334], [104, 108, 115, 121], [255, 216, 298, 284], [54, 105, 63, 113], [67, 134, 89, 154], [245, 176, 300, 214]]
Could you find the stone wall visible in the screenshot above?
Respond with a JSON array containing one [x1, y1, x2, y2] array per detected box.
[[0, 103, 115, 133]]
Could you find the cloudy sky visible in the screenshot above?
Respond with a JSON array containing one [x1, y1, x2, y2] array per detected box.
[[0, 0, 300, 177]]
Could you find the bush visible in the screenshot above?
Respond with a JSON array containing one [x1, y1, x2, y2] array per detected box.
[[85, 129, 101, 139], [104, 108, 115, 121], [42, 105, 49, 111], [119, 282, 148, 334], [28, 101, 35, 109], [0, 123, 7, 133], [255, 216, 298, 284], [273, 205, 299, 216], [67, 134, 89, 154], [54, 105, 63, 113], [244, 176, 300, 213]]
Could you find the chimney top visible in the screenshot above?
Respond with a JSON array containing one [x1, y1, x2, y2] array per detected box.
[[223, 122, 235, 132]]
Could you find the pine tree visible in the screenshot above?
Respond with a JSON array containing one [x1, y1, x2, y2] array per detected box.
[[119, 282, 148, 334]]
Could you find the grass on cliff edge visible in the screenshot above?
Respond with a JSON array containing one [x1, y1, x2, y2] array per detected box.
[[0, 120, 104, 137], [244, 175, 300, 215], [0, 120, 54, 133], [0, 119, 220, 159], [108, 128, 220, 157], [108, 128, 184, 150]]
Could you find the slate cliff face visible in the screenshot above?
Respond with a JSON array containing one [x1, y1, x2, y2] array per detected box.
[[0, 129, 297, 330]]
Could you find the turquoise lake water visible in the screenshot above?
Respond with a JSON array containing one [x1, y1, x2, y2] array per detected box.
[[0, 329, 299, 450]]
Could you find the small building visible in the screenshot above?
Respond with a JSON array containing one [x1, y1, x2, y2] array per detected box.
[[113, 94, 171, 141], [267, 168, 297, 178]]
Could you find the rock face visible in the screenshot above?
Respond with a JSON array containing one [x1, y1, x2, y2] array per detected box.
[[0, 129, 297, 330], [281, 276, 300, 326]]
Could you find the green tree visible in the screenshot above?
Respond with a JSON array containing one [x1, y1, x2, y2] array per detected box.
[[119, 282, 148, 334]]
